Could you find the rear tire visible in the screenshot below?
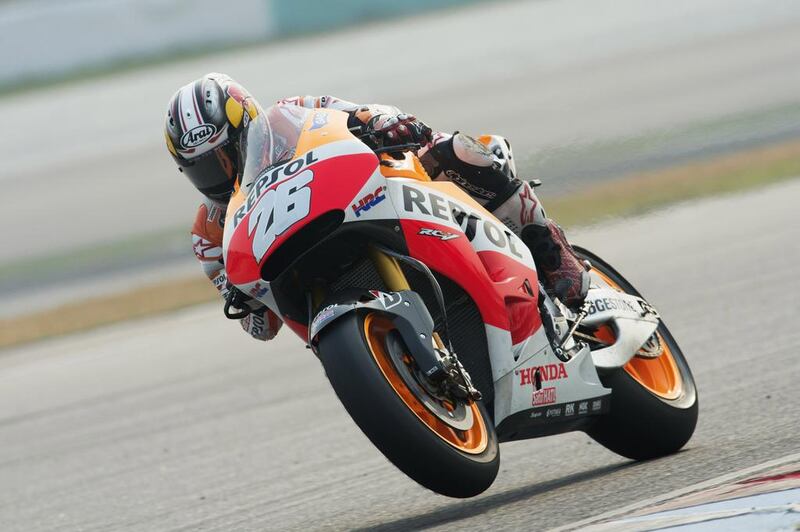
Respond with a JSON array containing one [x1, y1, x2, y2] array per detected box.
[[318, 311, 499, 498], [576, 247, 699, 461]]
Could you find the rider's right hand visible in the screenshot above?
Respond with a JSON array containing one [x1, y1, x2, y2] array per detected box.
[[351, 106, 432, 151], [370, 113, 433, 149]]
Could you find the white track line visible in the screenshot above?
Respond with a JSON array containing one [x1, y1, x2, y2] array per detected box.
[[551, 451, 800, 531]]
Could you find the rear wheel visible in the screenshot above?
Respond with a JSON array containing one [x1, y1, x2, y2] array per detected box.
[[576, 247, 698, 460], [318, 311, 499, 497]]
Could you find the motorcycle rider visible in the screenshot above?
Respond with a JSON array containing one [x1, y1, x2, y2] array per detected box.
[[165, 73, 589, 341]]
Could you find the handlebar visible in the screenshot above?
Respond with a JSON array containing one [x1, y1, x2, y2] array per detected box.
[[349, 126, 422, 155]]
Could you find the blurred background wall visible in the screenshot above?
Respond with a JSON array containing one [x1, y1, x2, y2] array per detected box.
[[0, 0, 483, 90], [1, 0, 798, 333]]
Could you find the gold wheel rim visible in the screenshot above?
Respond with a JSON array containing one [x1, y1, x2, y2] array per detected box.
[[593, 270, 683, 400], [364, 314, 489, 454]]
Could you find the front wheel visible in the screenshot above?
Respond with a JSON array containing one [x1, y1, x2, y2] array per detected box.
[[318, 311, 499, 498], [576, 247, 699, 461]]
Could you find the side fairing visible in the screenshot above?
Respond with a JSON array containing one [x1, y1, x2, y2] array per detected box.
[[384, 178, 543, 382], [381, 178, 607, 426]]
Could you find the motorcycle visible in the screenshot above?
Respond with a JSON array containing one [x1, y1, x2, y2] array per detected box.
[[222, 106, 698, 498]]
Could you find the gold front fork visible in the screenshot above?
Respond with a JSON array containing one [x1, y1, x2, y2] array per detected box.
[[368, 246, 446, 349], [369, 246, 410, 291], [309, 247, 409, 313]]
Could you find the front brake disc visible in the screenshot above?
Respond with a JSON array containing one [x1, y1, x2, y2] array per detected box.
[[386, 332, 474, 431]]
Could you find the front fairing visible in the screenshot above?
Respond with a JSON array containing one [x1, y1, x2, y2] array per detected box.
[[222, 108, 386, 307], [237, 105, 308, 187]]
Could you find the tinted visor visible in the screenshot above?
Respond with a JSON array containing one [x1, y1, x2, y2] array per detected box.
[[180, 142, 237, 200]]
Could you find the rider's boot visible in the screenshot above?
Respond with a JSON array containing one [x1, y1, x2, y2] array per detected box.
[[492, 180, 590, 308], [421, 133, 590, 308]]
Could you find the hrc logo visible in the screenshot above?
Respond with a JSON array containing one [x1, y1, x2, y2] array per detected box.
[[351, 186, 387, 217]]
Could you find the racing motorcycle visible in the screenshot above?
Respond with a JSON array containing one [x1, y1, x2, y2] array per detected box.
[[222, 106, 698, 498]]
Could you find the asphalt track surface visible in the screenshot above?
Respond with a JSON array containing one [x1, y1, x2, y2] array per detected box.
[[3, 0, 800, 262], [2, 179, 798, 531]]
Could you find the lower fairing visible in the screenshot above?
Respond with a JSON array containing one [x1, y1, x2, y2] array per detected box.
[[490, 325, 611, 432]]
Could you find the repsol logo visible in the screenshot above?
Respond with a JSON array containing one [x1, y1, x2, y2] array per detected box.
[[402, 185, 523, 258], [181, 124, 216, 148], [249, 313, 265, 337], [233, 151, 319, 227]]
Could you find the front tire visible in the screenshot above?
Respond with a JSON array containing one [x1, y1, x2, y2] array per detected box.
[[318, 311, 499, 498], [576, 247, 699, 461]]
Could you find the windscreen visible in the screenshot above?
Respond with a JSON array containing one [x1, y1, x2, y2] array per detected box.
[[239, 104, 312, 188]]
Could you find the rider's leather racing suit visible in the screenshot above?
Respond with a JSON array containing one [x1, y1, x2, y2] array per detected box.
[[191, 95, 589, 341]]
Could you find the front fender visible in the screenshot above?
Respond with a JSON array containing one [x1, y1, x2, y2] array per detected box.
[[309, 290, 447, 381]]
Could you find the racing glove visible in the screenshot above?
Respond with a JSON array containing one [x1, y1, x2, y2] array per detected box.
[[192, 200, 283, 342], [238, 301, 283, 341], [350, 106, 433, 151]]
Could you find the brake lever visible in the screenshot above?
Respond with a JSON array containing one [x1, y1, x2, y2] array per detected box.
[[224, 287, 253, 320]]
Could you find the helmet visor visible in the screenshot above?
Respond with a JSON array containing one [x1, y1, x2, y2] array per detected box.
[[180, 143, 237, 200]]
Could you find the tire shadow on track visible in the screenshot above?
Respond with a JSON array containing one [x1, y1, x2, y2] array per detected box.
[[354, 462, 636, 532]]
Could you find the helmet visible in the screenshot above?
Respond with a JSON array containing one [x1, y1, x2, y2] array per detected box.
[[165, 73, 257, 201]]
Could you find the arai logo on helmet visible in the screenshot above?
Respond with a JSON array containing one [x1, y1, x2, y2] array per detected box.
[[181, 124, 217, 148]]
